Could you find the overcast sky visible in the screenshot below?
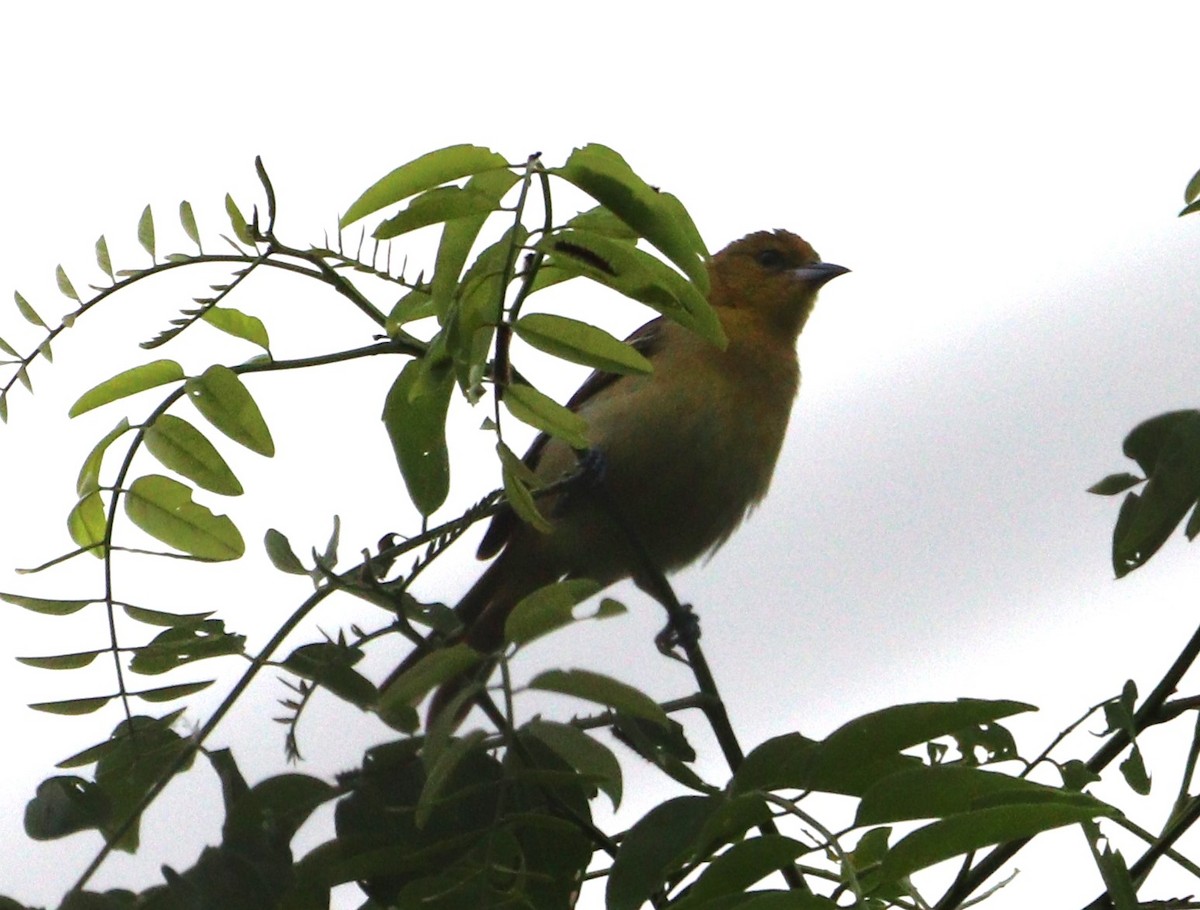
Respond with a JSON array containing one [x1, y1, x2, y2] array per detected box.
[[4, 4, 1200, 908]]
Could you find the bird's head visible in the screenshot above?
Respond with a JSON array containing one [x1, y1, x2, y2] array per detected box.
[[708, 229, 848, 338]]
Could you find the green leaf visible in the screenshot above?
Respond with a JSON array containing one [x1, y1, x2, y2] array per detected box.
[[137, 204, 155, 261], [514, 313, 654, 375], [131, 680, 214, 702], [341, 144, 509, 227], [735, 699, 1038, 798], [180, 200, 200, 248], [607, 795, 722, 910], [68, 490, 107, 556], [30, 695, 114, 715], [55, 265, 80, 302], [540, 229, 724, 347], [1090, 837, 1138, 910], [499, 442, 552, 534], [224, 772, 337, 849], [202, 306, 270, 351], [416, 730, 488, 828], [24, 776, 111, 840], [612, 712, 711, 793], [0, 334, 17, 356], [382, 357, 453, 516], [122, 603, 214, 627], [1111, 410, 1200, 576], [144, 414, 243, 495], [129, 619, 246, 673], [282, 642, 375, 709], [553, 143, 709, 292], [504, 381, 590, 449], [385, 288, 437, 336], [1186, 167, 1200, 205], [377, 644, 482, 731], [225, 194, 254, 246], [505, 578, 602, 645], [1088, 472, 1142, 496], [0, 593, 91, 616], [14, 290, 46, 327], [17, 649, 104, 670], [374, 185, 506, 240], [95, 715, 193, 851], [856, 765, 1114, 826], [525, 719, 623, 808], [185, 364, 275, 456], [429, 168, 522, 314], [69, 360, 184, 417], [264, 528, 308, 575], [95, 235, 113, 280], [878, 802, 1119, 882], [529, 668, 669, 727], [566, 205, 642, 240], [124, 474, 245, 560], [672, 835, 807, 910]]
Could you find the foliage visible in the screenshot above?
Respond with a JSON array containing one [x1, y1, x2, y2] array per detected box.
[[2, 145, 1200, 909]]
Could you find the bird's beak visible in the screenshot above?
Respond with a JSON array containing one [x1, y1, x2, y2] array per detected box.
[[792, 261, 850, 288]]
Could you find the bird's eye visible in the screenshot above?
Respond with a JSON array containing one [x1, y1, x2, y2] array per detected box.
[[755, 248, 786, 270]]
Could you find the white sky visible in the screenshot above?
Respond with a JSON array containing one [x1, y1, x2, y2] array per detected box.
[[4, 3, 1200, 907]]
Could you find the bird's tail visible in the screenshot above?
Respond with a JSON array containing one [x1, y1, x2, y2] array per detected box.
[[381, 549, 555, 725]]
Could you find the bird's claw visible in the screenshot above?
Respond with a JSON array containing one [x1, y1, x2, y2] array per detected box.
[[655, 604, 700, 663]]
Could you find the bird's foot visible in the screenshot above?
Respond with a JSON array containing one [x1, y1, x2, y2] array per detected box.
[[572, 446, 608, 488], [655, 604, 700, 663]]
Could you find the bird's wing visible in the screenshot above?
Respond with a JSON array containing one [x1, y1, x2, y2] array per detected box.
[[476, 317, 666, 559]]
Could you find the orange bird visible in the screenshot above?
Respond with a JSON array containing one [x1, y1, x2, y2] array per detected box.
[[389, 229, 847, 702]]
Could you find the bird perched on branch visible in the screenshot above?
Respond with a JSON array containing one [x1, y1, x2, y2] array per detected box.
[[387, 229, 847, 711]]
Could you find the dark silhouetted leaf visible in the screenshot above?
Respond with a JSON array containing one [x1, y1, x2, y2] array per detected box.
[[530, 668, 669, 726], [607, 795, 722, 910]]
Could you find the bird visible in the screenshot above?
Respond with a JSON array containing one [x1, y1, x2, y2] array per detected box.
[[384, 229, 847, 714]]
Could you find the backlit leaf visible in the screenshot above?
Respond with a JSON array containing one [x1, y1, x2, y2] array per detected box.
[[14, 290, 46, 327], [504, 381, 589, 449], [77, 418, 132, 496], [202, 306, 270, 350], [382, 357, 453, 516], [137, 204, 155, 261], [144, 414, 243, 495], [514, 312, 653, 375], [342, 144, 509, 227], [69, 360, 184, 417], [56, 265, 80, 302], [124, 474, 244, 560], [180, 200, 200, 247], [95, 236, 113, 280], [68, 491, 107, 556], [184, 364, 274, 456]]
